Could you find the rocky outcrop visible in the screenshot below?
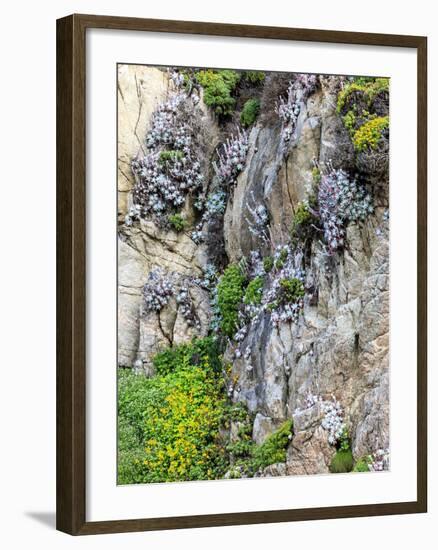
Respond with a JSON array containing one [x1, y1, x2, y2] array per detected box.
[[117, 67, 220, 369], [118, 69, 389, 473], [223, 77, 389, 472]]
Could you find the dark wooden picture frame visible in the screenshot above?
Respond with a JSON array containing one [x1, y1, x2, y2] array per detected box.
[[56, 13, 427, 535]]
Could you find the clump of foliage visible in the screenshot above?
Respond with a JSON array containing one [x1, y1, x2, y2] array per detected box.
[[277, 277, 305, 304], [176, 285, 200, 329], [196, 69, 240, 116], [152, 336, 221, 376], [311, 166, 321, 184], [337, 77, 389, 119], [353, 456, 372, 472], [243, 276, 264, 306], [214, 129, 249, 186], [251, 420, 293, 471], [244, 71, 265, 85], [128, 91, 204, 225], [318, 168, 373, 254], [118, 344, 227, 484], [337, 77, 389, 161], [226, 418, 293, 477], [329, 449, 354, 473], [142, 269, 174, 313], [263, 255, 274, 273], [352, 116, 389, 152], [217, 265, 246, 337], [274, 246, 289, 269], [290, 202, 317, 244], [158, 149, 185, 164], [240, 98, 261, 127], [168, 213, 187, 232]]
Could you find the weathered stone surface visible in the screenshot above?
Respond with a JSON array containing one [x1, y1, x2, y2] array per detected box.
[[117, 67, 220, 367], [117, 65, 169, 220], [252, 413, 282, 445], [224, 80, 389, 475], [118, 70, 390, 475]]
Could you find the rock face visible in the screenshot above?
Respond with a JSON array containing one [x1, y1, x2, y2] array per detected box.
[[224, 78, 389, 473], [118, 69, 389, 474], [117, 66, 219, 369]]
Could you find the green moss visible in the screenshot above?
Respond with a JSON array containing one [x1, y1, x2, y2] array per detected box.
[[159, 150, 185, 164], [311, 167, 321, 184], [243, 276, 264, 305], [244, 71, 266, 85], [167, 213, 187, 232], [152, 337, 222, 376], [217, 265, 246, 337], [196, 69, 240, 116], [263, 256, 274, 273], [353, 457, 371, 472], [278, 278, 305, 303], [275, 248, 289, 269], [337, 77, 389, 114], [240, 98, 261, 127], [329, 449, 354, 473], [291, 202, 317, 245], [251, 420, 293, 471], [352, 116, 389, 152]]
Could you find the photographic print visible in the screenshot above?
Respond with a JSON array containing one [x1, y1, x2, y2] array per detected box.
[[117, 65, 390, 485]]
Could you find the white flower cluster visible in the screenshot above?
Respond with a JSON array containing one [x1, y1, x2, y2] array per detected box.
[[246, 193, 270, 243], [128, 86, 205, 224], [248, 250, 265, 278], [203, 189, 227, 217], [170, 70, 185, 88], [176, 284, 201, 330], [124, 203, 142, 226], [190, 223, 204, 244], [214, 129, 249, 186], [369, 448, 390, 472], [321, 395, 346, 446], [145, 93, 186, 149], [296, 392, 347, 447], [142, 269, 174, 313], [266, 246, 306, 326], [132, 149, 204, 218], [318, 168, 373, 254], [276, 75, 318, 147], [276, 81, 300, 145]]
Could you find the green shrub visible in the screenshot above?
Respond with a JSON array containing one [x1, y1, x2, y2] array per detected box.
[[196, 69, 240, 116], [337, 77, 389, 115], [217, 264, 246, 337], [291, 202, 318, 245], [251, 420, 293, 472], [159, 150, 185, 164], [352, 116, 389, 152], [168, 213, 187, 232], [263, 256, 274, 273], [353, 457, 371, 472], [118, 344, 227, 484], [275, 248, 289, 269], [311, 167, 321, 184], [152, 337, 221, 376], [243, 276, 264, 305], [240, 98, 261, 127], [329, 449, 354, 473], [244, 71, 265, 85], [278, 278, 305, 303]]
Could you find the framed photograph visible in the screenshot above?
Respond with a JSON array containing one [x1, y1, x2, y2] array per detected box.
[[56, 14, 427, 535]]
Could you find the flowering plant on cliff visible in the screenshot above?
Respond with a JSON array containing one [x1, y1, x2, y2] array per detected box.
[[318, 168, 373, 254], [214, 129, 249, 186], [142, 269, 174, 313]]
